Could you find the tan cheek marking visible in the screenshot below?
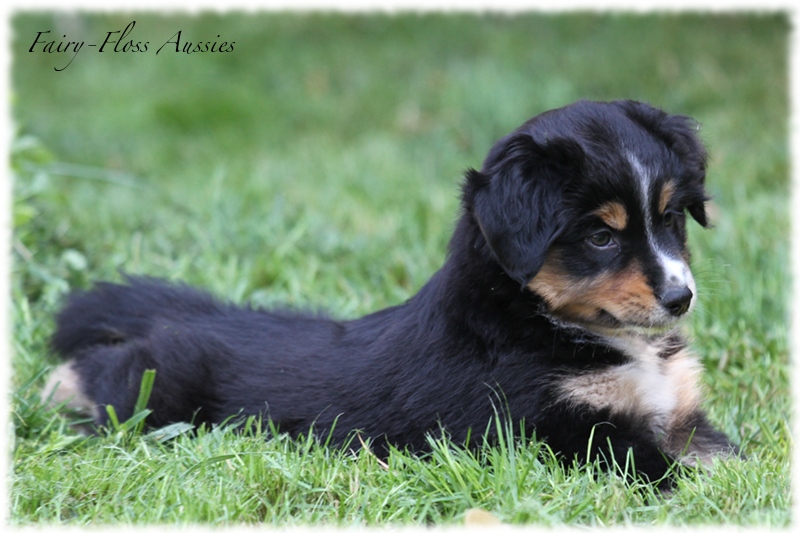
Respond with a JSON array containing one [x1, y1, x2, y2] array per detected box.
[[526, 253, 586, 310], [589, 261, 659, 322], [659, 180, 676, 214], [529, 258, 659, 324], [593, 201, 628, 231], [527, 258, 610, 323]]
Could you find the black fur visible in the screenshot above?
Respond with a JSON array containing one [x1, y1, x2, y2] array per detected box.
[[48, 100, 739, 487]]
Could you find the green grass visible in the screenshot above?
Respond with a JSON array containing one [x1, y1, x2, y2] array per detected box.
[[10, 11, 790, 526]]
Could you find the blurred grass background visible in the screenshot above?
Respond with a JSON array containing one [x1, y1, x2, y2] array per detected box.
[[9, 11, 790, 526]]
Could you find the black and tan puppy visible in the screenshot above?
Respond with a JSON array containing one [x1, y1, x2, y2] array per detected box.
[[44, 100, 739, 485]]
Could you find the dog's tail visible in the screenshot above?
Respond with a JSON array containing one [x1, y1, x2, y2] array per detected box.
[[51, 276, 219, 359]]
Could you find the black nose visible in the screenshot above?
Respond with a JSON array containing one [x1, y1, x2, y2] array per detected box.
[[660, 286, 693, 317]]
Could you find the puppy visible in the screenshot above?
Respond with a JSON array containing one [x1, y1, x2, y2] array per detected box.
[[44, 100, 739, 485]]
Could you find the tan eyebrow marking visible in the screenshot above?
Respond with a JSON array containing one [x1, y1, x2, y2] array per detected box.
[[593, 201, 628, 231], [659, 180, 676, 214]]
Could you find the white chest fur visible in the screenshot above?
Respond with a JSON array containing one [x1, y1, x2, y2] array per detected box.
[[558, 334, 703, 436]]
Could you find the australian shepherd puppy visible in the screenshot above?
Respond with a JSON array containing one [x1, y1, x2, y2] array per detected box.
[[44, 100, 740, 486]]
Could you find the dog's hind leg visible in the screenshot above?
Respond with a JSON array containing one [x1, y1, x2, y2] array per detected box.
[[45, 278, 232, 430], [42, 361, 101, 434], [47, 319, 229, 432], [43, 335, 161, 430]]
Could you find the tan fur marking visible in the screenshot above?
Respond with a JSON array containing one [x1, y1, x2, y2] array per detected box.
[[593, 201, 628, 231], [528, 257, 660, 327], [659, 180, 676, 214], [559, 337, 735, 466], [559, 365, 647, 417], [663, 349, 703, 427], [526, 252, 585, 310], [42, 363, 98, 420], [558, 346, 703, 440], [659, 349, 730, 466]]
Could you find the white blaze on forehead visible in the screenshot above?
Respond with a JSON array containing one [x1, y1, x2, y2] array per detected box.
[[626, 152, 652, 219], [626, 152, 695, 294], [627, 152, 650, 190]]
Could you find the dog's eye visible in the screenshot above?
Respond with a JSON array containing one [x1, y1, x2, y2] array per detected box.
[[663, 210, 684, 228], [587, 231, 614, 248]]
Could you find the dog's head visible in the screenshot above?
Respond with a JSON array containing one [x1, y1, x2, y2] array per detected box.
[[464, 100, 710, 335]]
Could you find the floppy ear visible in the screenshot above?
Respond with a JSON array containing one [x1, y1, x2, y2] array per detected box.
[[465, 133, 585, 286], [614, 100, 711, 227]]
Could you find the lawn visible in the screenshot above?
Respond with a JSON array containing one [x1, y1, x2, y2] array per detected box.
[[9, 11, 790, 526]]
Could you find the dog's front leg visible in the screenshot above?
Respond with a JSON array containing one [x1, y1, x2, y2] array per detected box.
[[537, 406, 677, 487]]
